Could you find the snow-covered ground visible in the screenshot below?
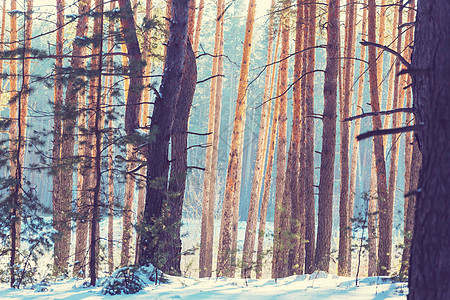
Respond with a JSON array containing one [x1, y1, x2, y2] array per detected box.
[[0, 272, 408, 299], [0, 217, 407, 299]]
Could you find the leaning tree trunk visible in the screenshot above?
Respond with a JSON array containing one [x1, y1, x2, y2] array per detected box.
[[255, 26, 281, 279], [314, 0, 339, 272], [408, 0, 450, 298]]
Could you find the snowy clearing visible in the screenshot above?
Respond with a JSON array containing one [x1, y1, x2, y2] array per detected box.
[[0, 273, 407, 299]]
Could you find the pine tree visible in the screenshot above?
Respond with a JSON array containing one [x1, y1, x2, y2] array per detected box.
[[314, 0, 339, 272], [216, 0, 256, 277]]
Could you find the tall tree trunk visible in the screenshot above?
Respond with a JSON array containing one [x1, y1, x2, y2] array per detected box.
[[199, 0, 224, 277], [255, 26, 281, 279], [398, 1, 415, 279], [314, 0, 339, 272], [241, 0, 276, 279], [272, 0, 290, 278], [52, 0, 70, 276], [117, 0, 144, 266], [89, 0, 104, 285], [68, 0, 91, 278], [134, 0, 153, 265], [347, 0, 367, 275], [105, 0, 116, 274], [367, 0, 389, 276], [286, 0, 305, 277], [385, 5, 404, 278], [304, 1, 317, 274], [138, 0, 190, 270], [338, 0, 356, 276], [408, 0, 450, 298], [216, 0, 256, 278], [8, 0, 19, 287], [0, 0, 6, 92], [165, 40, 197, 275], [9, 0, 33, 286]]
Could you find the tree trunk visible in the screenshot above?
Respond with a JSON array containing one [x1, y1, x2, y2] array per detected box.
[[272, 0, 290, 278], [52, 0, 71, 276], [199, 0, 224, 277], [9, 0, 33, 286], [139, 0, 190, 270], [399, 136, 421, 280], [69, 0, 91, 278], [216, 0, 256, 277], [408, 1, 450, 298], [338, 0, 356, 276], [241, 0, 276, 279], [304, 1, 317, 274], [286, 0, 305, 277], [0, 0, 5, 93], [255, 26, 281, 279], [8, 0, 19, 286], [367, 0, 389, 276], [121, 147, 137, 267], [347, 0, 367, 275], [385, 6, 404, 278], [165, 40, 197, 275], [314, 0, 339, 272], [192, 0, 204, 54]]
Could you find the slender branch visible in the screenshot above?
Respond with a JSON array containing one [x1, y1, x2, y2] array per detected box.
[[187, 166, 206, 171], [185, 131, 212, 136], [197, 74, 224, 84], [344, 107, 415, 122], [361, 39, 412, 69], [357, 125, 423, 141]]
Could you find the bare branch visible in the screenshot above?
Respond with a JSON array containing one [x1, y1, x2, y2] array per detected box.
[[344, 107, 415, 122], [361, 39, 412, 69], [357, 125, 423, 141]]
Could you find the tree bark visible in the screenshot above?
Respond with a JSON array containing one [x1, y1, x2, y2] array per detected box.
[[216, 0, 256, 277], [272, 0, 290, 279], [192, 0, 204, 54], [408, 1, 450, 298], [367, 0, 389, 276], [338, 0, 356, 276], [314, 0, 339, 272], [241, 0, 276, 279], [139, 0, 190, 270], [165, 40, 197, 275], [199, 0, 224, 277], [69, 0, 91, 278], [304, 1, 317, 274], [347, 0, 367, 275], [255, 26, 281, 279]]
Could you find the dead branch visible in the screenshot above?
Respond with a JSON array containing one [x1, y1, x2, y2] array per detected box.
[[357, 125, 423, 141], [344, 107, 415, 122]]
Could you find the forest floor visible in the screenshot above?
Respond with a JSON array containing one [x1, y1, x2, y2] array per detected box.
[[0, 217, 407, 299], [0, 272, 407, 299]]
